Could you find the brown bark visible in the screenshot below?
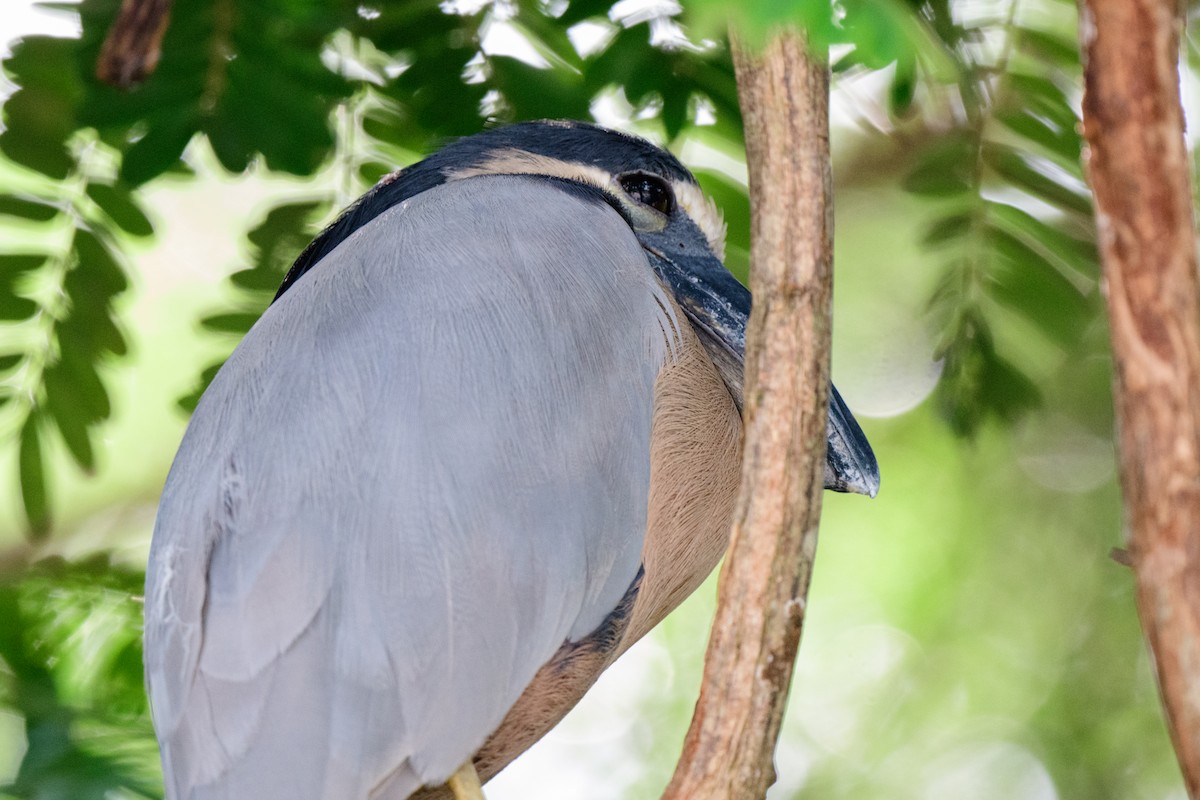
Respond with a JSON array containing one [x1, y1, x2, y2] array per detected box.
[[661, 31, 831, 800], [1078, 0, 1200, 796], [96, 0, 173, 88]]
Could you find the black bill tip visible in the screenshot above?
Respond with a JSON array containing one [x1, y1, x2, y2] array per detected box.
[[824, 385, 880, 498]]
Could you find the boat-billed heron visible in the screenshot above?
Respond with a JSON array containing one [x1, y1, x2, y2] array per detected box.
[[145, 120, 878, 800]]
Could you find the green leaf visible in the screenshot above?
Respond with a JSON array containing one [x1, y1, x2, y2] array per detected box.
[[45, 346, 111, 424], [983, 144, 1092, 216], [361, 108, 412, 149], [922, 213, 973, 246], [662, 90, 691, 141], [358, 161, 395, 186], [987, 202, 1096, 281], [996, 108, 1081, 163], [357, 0, 458, 50], [934, 315, 1041, 436], [0, 293, 40, 321], [983, 350, 1042, 422], [0, 254, 49, 286], [1019, 28, 1081, 66], [19, 414, 50, 538], [119, 114, 198, 187], [985, 225, 1091, 348], [44, 365, 97, 473], [841, 0, 920, 68], [904, 135, 976, 197], [200, 312, 261, 334], [0, 552, 163, 795], [1006, 74, 1079, 134], [229, 268, 286, 293], [71, 230, 130, 296], [244, 200, 328, 279], [213, 54, 341, 176], [0, 195, 60, 222], [87, 311, 128, 359], [54, 299, 128, 360], [889, 55, 917, 116], [583, 25, 651, 94], [904, 163, 973, 197], [927, 260, 967, 335], [84, 184, 154, 238], [205, 114, 254, 175], [558, 0, 617, 25], [0, 354, 22, 371], [0, 86, 77, 180], [3, 34, 81, 93], [511, 12, 585, 70], [488, 56, 590, 121], [0, 131, 75, 181], [1006, 73, 1066, 105], [178, 362, 223, 413]]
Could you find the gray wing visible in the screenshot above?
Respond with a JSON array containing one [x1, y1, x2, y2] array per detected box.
[[144, 175, 678, 800]]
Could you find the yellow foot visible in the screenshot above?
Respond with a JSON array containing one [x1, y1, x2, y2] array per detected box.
[[446, 761, 485, 800]]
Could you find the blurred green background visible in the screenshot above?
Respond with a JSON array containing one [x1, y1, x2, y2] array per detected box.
[[0, 0, 1197, 797]]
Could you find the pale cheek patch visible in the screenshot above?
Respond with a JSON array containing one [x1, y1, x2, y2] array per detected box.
[[672, 180, 727, 262]]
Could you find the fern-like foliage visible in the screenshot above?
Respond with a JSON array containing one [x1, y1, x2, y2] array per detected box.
[[898, 1, 1101, 435], [0, 556, 160, 799], [0, 133, 141, 535]]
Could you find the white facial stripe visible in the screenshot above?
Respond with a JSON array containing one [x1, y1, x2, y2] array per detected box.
[[672, 180, 726, 262], [445, 150, 614, 192]]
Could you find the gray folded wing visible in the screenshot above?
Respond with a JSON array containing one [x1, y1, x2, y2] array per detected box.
[[144, 175, 678, 799]]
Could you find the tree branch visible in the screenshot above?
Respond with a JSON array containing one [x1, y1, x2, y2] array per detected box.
[[1078, 0, 1200, 796], [661, 30, 832, 800]]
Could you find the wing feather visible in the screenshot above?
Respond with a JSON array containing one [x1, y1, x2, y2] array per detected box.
[[145, 174, 677, 799]]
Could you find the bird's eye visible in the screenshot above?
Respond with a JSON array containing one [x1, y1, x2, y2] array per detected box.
[[618, 173, 674, 215]]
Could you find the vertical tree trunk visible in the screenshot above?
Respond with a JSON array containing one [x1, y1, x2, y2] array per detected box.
[[661, 31, 832, 800], [1078, 1, 1200, 796]]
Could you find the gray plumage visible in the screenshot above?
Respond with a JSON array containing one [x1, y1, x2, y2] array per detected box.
[[146, 120, 880, 800], [145, 175, 677, 799]]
